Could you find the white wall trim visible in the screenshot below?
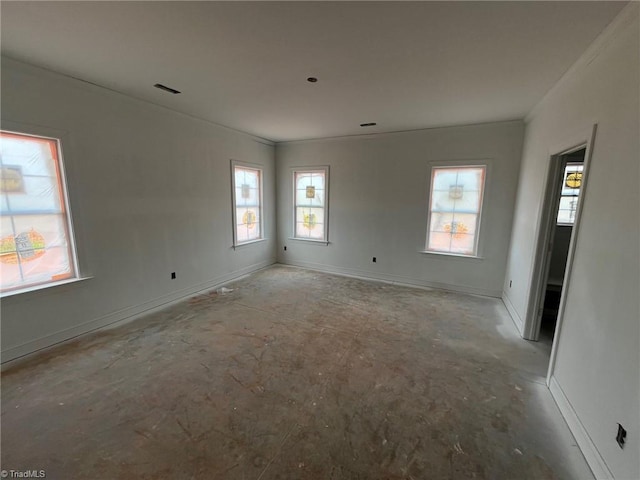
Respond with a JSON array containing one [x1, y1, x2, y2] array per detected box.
[[279, 260, 502, 298], [525, 2, 639, 124], [501, 291, 524, 336], [549, 376, 613, 480], [1, 259, 275, 367]]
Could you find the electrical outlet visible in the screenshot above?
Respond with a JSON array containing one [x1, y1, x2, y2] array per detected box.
[[616, 423, 627, 449], [284, 246, 287, 251], [171, 272, 176, 279], [372, 257, 377, 263], [509, 280, 512, 288]]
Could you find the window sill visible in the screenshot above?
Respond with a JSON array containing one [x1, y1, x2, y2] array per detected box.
[[1, 276, 93, 300], [419, 250, 484, 260], [232, 238, 267, 249], [288, 237, 330, 246]]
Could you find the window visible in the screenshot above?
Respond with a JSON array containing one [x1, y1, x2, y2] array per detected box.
[[426, 165, 486, 256], [0, 130, 77, 293], [557, 163, 583, 225], [231, 161, 263, 246], [293, 167, 329, 242]]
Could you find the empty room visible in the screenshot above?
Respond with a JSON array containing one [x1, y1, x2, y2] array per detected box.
[[1, 2, 638, 479]]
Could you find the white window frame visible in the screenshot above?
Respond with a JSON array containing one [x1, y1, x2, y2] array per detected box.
[[424, 164, 487, 258], [0, 128, 81, 296], [230, 160, 264, 247], [291, 166, 330, 244]]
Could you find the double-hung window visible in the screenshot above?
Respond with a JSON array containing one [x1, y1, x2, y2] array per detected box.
[[426, 165, 486, 256], [231, 161, 263, 246], [293, 167, 329, 242], [0, 130, 78, 293]]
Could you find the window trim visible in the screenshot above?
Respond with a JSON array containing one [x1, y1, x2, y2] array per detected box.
[[0, 128, 81, 296], [424, 163, 487, 258], [230, 159, 264, 247], [291, 165, 330, 243]]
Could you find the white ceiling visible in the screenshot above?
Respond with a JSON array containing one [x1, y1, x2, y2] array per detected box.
[[1, 1, 626, 142]]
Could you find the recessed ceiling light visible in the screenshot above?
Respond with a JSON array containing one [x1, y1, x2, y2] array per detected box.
[[154, 83, 181, 94], [307, 77, 318, 83], [360, 122, 377, 127]]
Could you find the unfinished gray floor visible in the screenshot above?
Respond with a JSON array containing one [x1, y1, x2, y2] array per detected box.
[[2, 265, 592, 479]]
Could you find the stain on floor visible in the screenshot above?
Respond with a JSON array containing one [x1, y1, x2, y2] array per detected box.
[[1, 265, 592, 479]]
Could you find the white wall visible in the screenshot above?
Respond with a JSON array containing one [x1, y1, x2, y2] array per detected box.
[[503, 5, 639, 479], [276, 121, 524, 297], [1, 58, 276, 363]]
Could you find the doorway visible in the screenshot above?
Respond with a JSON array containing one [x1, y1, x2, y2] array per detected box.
[[523, 124, 597, 358], [522, 125, 597, 383], [537, 149, 585, 346]]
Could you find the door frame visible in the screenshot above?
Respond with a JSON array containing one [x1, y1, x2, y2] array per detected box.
[[522, 125, 597, 380]]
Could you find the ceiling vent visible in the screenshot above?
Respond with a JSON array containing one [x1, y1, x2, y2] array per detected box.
[[154, 83, 181, 94]]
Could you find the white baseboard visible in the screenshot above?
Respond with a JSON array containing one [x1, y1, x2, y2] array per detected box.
[[549, 376, 613, 480], [501, 291, 524, 336], [1, 260, 275, 367], [279, 259, 502, 298]]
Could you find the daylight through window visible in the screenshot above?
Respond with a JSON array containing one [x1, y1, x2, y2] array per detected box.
[[232, 163, 262, 245], [426, 166, 485, 256], [0, 131, 77, 293], [293, 167, 328, 242], [557, 163, 583, 225]]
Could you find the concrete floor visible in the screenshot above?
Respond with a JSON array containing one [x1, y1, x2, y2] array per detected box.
[[1, 265, 593, 479]]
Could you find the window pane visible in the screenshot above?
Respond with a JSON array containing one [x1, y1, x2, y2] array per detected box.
[[427, 166, 485, 256], [450, 233, 475, 255], [295, 207, 325, 239], [431, 190, 457, 212], [236, 208, 260, 239], [560, 164, 583, 196], [432, 169, 459, 191], [309, 173, 325, 190], [236, 185, 259, 207], [235, 167, 259, 189], [430, 212, 454, 233], [428, 231, 453, 252], [456, 169, 483, 192], [296, 187, 324, 207], [295, 221, 325, 240], [1, 215, 73, 289], [12, 214, 70, 249], [5, 175, 62, 213], [450, 213, 478, 235], [557, 196, 579, 224], [0, 134, 57, 177]]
